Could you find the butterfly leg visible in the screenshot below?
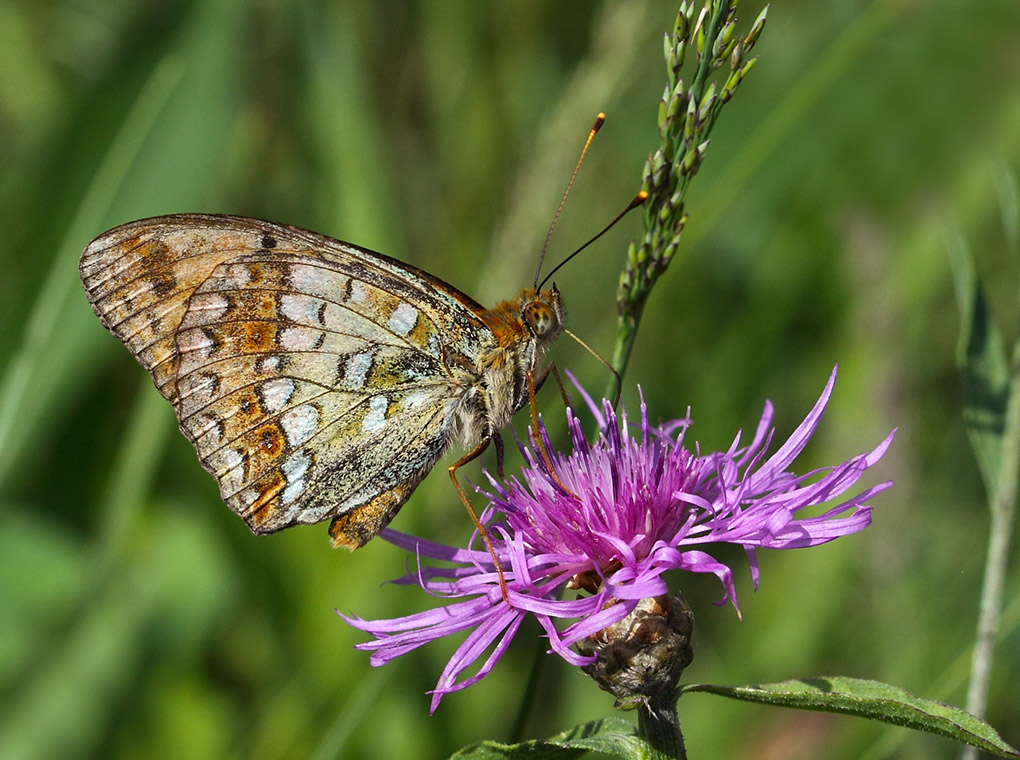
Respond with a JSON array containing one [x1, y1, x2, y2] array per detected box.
[[448, 439, 510, 603], [526, 368, 576, 499], [531, 361, 569, 409], [550, 363, 571, 409], [493, 430, 506, 480]]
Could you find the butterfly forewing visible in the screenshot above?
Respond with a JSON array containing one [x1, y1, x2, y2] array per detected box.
[[81, 214, 497, 541]]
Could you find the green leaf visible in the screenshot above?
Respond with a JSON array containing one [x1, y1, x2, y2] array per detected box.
[[992, 156, 1020, 257], [946, 221, 1010, 493], [681, 677, 1020, 758], [449, 718, 642, 760]]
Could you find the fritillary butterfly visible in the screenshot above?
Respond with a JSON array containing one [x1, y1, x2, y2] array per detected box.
[[80, 214, 563, 548]]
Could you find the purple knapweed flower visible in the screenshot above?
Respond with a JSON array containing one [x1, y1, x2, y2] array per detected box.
[[342, 367, 895, 711]]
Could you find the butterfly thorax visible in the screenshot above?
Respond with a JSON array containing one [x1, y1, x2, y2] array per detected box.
[[450, 287, 564, 447]]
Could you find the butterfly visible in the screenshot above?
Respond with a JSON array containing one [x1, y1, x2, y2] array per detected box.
[[80, 214, 564, 549]]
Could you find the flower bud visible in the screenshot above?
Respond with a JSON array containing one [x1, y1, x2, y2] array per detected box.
[[577, 594, 695, 708]]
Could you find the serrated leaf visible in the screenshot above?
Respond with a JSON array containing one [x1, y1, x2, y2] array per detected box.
[[945, 222, 1010, 493], [449, 718, 642, 760], [681, 677, 1019, 758]]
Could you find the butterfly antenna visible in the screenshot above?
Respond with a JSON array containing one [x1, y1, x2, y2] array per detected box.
[[533, 113, 606, 289], [537, 190, 649, 292], [563, 328, 623, 408]]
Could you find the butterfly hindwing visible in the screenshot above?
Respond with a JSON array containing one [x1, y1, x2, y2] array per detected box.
[[81, 214, 494, 537]]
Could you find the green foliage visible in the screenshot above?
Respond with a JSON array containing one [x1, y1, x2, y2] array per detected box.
[[451, 718, 639, 759], [683, 678, 1020, 758], [1, 1, 1019, 758], [946, 223, 1009, 491], [613, 0, 766, 395], [947, 158, 1020, 760]]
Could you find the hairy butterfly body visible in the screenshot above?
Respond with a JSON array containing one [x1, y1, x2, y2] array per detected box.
[[80, 214, 563, 548]]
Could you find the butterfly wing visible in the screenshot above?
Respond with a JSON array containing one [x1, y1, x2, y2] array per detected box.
[[81, 214, 492, 543]]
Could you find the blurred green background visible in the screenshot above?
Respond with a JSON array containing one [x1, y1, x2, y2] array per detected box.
[[1, 0, 1018, 758]]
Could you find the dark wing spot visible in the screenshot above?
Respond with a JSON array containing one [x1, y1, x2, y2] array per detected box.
[[402, 351, 438, 377], [254, 384, 267, 412], [256, 353, 290, 375], [334, 354, 348, 386], [199, 372, 221, 397], [149, 272, 177, 298], [343, 447, 362, 475], [258, 424, 286, 456], [201, 327, 223, 355], [274, 291, 293, 322], [260, 234, 278, 249]]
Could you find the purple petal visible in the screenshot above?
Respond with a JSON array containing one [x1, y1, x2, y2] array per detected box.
[[742, 366, 837, 493]]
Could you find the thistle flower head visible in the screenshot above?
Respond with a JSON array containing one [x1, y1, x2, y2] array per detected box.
[[342, 368, 894, 711]]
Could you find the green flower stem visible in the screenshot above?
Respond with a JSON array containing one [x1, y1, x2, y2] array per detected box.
[[507, 631, 547, 743], [609, 0, 766, 400], [963, 306, 1020, 755], [638, 698, 687, 760]]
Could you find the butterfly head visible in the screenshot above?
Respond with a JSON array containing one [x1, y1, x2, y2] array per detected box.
[[520, 285, 564, 345]]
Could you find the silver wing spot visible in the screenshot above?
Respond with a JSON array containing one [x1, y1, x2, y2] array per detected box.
[[259, 377, 296, 413], [281, 450, 311, 504], [388, 302, 419, 337], [280, 404, 320, 446], [362, 395, 389, 433], [343, 352, 373, 389]]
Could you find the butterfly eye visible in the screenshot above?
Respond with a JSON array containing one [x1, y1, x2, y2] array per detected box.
[[524, 301, 559, 338]]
